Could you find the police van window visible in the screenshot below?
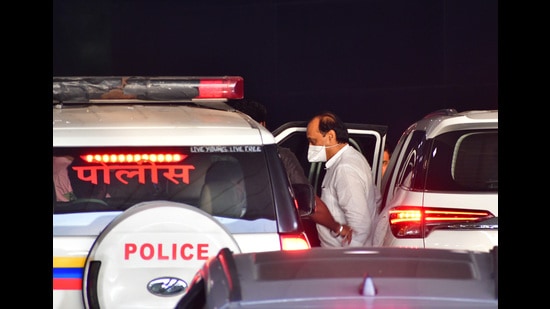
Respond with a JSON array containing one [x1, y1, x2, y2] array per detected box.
[[53, 155, 76, 202], [199, 159, 246, 218], [52, 146, 275, 220]]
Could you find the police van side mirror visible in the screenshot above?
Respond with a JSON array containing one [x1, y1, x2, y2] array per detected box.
[[291, 183, 315, 217]]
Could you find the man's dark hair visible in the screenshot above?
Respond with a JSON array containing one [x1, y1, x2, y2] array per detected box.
[[316, 111, 349, 143], [228, 99, 267, 123]]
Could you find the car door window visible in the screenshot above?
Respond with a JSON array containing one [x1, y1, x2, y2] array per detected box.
[[380, 131, 425, 212]]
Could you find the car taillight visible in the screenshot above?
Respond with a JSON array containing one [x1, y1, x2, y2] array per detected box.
[[280, 233, 311, 251], [388, 206, 495, 238]]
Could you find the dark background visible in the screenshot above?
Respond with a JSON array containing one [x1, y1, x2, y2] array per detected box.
[[53, 0, 498, 148]]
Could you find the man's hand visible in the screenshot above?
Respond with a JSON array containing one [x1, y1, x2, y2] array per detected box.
[[339, 224, 352, 245], [308, 195, 353, 245]]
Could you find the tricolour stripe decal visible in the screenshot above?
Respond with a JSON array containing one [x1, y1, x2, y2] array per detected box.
[[53, 257, 86, 290]]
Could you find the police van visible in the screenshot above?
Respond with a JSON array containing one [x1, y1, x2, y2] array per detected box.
[[52, 76, 388, 309]]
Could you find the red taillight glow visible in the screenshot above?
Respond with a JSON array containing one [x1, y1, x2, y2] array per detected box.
[[280, 234, 311, 251], [388, 206, 495, 238], [388, 209, 422, 224], [424, 209, 492, 221], [81, 153, 186, 163]]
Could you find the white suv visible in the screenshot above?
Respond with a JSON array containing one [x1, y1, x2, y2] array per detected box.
[[53, 76, 389, 309], [373, 109, 498, 252], [53, 76, 318, 309]]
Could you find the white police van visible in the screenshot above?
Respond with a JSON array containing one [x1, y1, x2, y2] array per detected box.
[[52, 76, 388, 309]]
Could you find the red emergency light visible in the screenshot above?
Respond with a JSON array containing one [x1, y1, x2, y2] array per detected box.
[[53, 76, 244, 103]]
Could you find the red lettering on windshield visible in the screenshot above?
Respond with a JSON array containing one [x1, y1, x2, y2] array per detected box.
[[72, 163, 195, 185]]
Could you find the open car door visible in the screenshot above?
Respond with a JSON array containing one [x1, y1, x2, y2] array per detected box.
[[273, 121, 388, 196]]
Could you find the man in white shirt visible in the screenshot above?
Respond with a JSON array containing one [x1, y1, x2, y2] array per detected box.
[[229, 99, 352, 246], [306, 111, 381, 247]]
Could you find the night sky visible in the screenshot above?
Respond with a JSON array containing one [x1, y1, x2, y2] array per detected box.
[[53, 0, 498, 147]]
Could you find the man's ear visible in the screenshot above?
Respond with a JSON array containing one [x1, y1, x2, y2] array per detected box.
[[328, 130, 335, 142]]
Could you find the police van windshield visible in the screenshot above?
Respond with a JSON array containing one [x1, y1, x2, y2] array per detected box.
[[53, 146, 276, 220]]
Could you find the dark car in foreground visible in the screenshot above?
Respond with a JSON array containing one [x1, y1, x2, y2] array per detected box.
[[175, 246, 498, 309]]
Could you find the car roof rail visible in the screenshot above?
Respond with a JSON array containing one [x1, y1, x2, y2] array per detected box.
[[422, 108, 458, 119], [52, 76, 244, 106]]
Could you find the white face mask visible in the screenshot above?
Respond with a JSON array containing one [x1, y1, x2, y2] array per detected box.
[[307, 144, 327, 162], [307, 143, 341, 162]]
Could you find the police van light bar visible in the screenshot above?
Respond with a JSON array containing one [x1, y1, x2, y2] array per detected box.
[[53, 76, 244, 103], [81, 153, 186, 163]]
